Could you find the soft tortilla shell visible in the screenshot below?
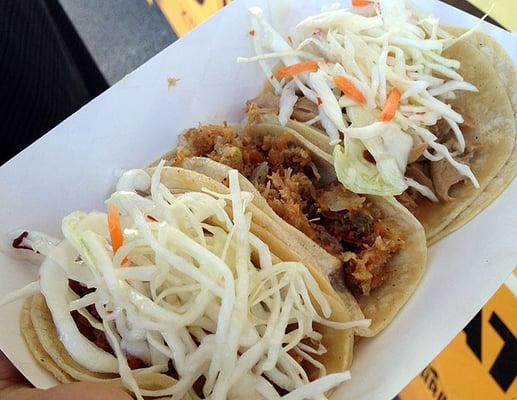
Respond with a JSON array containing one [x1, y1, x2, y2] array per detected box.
[[24, 294, 184, 397], [412, 39, 515, 238], [428, 28, 517, 244], [21, 296, 74, 384]]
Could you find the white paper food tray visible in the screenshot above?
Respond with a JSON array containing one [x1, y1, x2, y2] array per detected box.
[[0, 1, 515, 399]]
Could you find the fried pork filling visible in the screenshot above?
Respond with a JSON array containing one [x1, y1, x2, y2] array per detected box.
[[174, 125, 404, 296]]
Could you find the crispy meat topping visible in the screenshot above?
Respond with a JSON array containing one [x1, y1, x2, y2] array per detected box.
[[175, 125, 404, 296], [318, 183, 366, 212]]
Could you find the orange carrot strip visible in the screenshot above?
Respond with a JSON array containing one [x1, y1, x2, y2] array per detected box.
[[352, 0, 373, 6], [379, 89, 401, 122], [334, 76, 366, 104], [107, 205, 124, 254], [277, 61, 319, 79]]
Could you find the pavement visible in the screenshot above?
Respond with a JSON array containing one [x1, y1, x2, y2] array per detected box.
[[58, 0, 177, 85]]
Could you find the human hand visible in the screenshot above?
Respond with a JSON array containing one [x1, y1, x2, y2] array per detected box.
[[0, 350, 132, 400]]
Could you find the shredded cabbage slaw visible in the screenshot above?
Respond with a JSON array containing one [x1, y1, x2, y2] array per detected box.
[[1, 164, 370, 400], [239, 0, 481, 199]]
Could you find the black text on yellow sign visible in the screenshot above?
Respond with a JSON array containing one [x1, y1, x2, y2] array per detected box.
[[401, 284, 517, 400], [463, 309, 517, 393]]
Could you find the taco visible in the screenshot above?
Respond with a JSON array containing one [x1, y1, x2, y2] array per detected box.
[[8, 165, 361, 399], [425, 27, 517, 244], [161, 123, 426, 336], [239, 2, 517, 243]]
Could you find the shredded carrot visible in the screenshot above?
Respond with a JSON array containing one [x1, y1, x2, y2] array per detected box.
[[277, 61, 319, 79], [379, 89, 401, 122], [248, 30, 255, 36], [108, 205, 124, 254], [287, 35, 293, 44], [352, 0, 373, 6], [334, 76, 366, 104], [317, 96, 323, 105]]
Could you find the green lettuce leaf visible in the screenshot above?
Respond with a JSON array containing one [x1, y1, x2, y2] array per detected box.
[[333, 107, 409, 196]]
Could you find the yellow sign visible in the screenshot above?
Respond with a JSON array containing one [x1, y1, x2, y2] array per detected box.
[[155, 0, 232, 37], [400, 278, 517, 400]]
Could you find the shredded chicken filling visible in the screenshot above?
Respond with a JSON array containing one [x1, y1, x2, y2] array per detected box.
[[398, 114, 476, 213], [175, 125, 404, 296]]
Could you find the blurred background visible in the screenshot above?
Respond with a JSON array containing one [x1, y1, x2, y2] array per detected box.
[[0, 0, 515, 398]]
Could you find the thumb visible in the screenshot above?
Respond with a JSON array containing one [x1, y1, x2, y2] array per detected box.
[[40, 382, 134, 400], [4, 382, 133, 400]]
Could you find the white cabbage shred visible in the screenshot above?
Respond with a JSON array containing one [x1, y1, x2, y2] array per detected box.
[[0, 165, 370, 399], [240, 0, 480, 199]]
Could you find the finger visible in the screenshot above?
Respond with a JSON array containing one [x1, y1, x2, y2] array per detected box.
[[0, 351, 26, 384], [0, 352, 133, 400], [2, 387, 44, 400], [0, 351, 33, 399], [41, 382, 134, 400]]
